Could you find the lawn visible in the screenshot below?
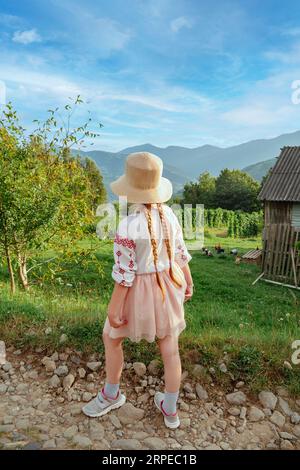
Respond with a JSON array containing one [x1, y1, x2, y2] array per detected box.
[[0, 229, 299, 394]]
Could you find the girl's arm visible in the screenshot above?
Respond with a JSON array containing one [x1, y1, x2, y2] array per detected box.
[[181, 263, 194, 302], [107, 282, 129, 328]]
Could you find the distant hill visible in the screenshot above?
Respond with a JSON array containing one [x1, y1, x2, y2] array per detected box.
[[76, 129, 300, 199], [242, 158, 276, 181]]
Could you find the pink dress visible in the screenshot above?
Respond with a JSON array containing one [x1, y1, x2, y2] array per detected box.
[[103, 204, 192, 343]]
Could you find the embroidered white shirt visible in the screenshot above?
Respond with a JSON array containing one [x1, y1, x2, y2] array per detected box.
[[112, 204, 192, 287]]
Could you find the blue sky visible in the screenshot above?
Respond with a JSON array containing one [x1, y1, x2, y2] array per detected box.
[[1, 0, 300, 151]]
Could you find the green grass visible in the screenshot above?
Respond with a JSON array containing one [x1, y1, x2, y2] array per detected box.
[[0, 229, 300, 394]]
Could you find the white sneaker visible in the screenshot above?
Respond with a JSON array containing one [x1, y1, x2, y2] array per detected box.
[[82, 388, 126, 418], [154, 392, 180, 429]]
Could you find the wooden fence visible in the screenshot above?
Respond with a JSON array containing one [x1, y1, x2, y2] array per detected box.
[[261, 223, 300, 287]]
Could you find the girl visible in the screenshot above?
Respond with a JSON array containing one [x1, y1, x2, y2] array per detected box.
[[82, 152, 193, 429]]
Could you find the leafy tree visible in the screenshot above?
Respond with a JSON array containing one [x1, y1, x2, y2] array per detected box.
[[214, 169, 261, 212], [183, 171, 216, 207], [82, 157, 106, 211], [0, 98, 104, 293]]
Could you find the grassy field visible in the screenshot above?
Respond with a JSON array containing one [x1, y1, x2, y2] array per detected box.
[[0, 229, 300, 394]]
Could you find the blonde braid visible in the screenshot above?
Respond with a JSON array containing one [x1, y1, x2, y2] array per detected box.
[[145, 204, 165, 300], [157, 203, 182, 289]]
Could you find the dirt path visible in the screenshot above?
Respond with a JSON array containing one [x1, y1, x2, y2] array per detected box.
[[1, 344, 300, 450]]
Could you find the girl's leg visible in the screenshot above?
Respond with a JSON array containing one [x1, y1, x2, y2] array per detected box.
[[103, 333, 124, 398], [158, 335, 181, 414], [158, 335, 182, 392]]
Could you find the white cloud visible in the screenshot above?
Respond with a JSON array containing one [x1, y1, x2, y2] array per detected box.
[[170, 16, 192, 33], [264, 42, 300, 64], [13, 29, 41, 45]]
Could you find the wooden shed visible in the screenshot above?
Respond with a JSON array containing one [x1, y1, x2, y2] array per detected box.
[[257, 146, 300, 289]]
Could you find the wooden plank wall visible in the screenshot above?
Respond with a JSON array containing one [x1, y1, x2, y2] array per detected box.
[[262, 223, 300, 285]]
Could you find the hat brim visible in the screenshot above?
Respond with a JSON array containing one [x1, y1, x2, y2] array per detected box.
[[110, 175, 173, 203]]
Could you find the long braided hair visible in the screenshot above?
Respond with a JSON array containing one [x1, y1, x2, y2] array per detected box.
[[144, 203, 182, 300]]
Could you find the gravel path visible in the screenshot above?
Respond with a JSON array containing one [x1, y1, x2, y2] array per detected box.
[[1, 343, 300, 451]]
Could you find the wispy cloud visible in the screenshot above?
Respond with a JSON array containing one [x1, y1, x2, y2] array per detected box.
[[170, 16, 193, 33], [12, 29, 41, 45]]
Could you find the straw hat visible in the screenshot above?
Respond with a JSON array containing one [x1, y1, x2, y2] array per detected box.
[[110, 152, 173, 203]]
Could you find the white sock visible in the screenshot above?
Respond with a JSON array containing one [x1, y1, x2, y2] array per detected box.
[[163, 391, 179, 415]]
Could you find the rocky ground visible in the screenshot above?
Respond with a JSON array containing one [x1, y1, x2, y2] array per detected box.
[[1, 342, 300, 451]]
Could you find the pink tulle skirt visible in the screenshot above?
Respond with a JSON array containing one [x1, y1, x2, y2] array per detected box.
[[103, 270, 187, 343]]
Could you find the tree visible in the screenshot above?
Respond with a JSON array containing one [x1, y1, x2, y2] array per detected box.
[[82, 157, 106, 211], [183, 171, 216, 207], [214, 169, 261, 212], [0, 98, 104, 293]]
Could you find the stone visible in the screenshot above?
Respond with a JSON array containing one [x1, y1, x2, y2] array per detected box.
[[228, 406, 240, 416], [2, 362, 12, 372], [283, 361, 292, 370], [278, 397, 293, 417], [89, 422, 105, 440], [54, 365, 69, 377], [279, 431, 297, 441], [205, 444, 222, 450], [219, 363, 227, 373], [183, 383, 193, 393], [0, 424, 14, 432], [49, 375, 61, 388], [143, 437, 166, 450], [0, 384, 8, 394], [72, 435, 92, 448], [293, 425, 300, 438], [133, 362, 147, 377], [226, 391, 247, 405], [196, 384, 208, 400], [239, 407, 247, 420], [43, 439, 56, 449], [82, 392, 93, 402], [280, 440, 294, 450], [258, 391, 277, 410], [45, 327, 52, 335], [270, 411, 285, 428], [45, 361, 56, 373], [290, 412, 300, 425], [37, 398, 51, 411], [23, 442, 42, 450], [147, 359, 160, 375], [63, 425, 78, 438], [59, 334, 68, 344], [117, 403, 144, 425], [236, 381, 244, 388], [78, 368, 86, 379], [109, 414, 122, 429], [112, 439, 142, 450], [192, 364, 206, 378], [86, 362, 102, 372], [15, 419, 30, 430], [63, 374, 75, 390], [248, 406, 264, 422]]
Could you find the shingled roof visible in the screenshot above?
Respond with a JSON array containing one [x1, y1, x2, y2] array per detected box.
[[258, 146, 300, 201]]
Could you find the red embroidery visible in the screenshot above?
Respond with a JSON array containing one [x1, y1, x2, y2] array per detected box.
[[128, 260, 134, 269], [119, 267, 125, 275], [114, 233, 136, 250]]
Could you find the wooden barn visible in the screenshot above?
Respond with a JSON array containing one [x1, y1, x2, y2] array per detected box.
[[257, 146, 300, 289]]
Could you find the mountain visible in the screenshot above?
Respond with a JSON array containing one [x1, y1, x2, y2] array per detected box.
[[76, 129, 300, 199], [242, 158, 276, 181]]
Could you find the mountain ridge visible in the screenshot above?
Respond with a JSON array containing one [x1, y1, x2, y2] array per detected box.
[[77, 129, 300, 199]]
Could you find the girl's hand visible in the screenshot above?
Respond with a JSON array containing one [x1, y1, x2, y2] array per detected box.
[[108, 312, 127, 329], [107, 283, 129, 328], [184, 284, 193, 302]]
